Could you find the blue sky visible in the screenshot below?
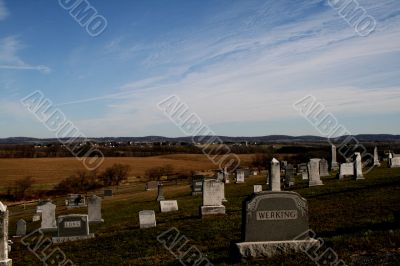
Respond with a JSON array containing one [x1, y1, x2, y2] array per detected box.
[[0, 0, 399, 138]]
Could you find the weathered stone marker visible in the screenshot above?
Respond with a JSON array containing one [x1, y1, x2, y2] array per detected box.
[[104, 189, 113, 197], [269, 158, 281, 191], [308, 159, 323, 186], [373, 146, 381, 167], [15, 219, 26, 237], [236, 170, 245, 183], [156, 183, 165, 202], [200, 179, 226, 216], [331, 144, 339, 171], [235, 191, 318, 258], [0, 202, 12, 266], [146, 181, 158, 191], [253, 185, 262, 193], [39, 202, 57, 232], [284, 164, 295, 188], [191, 175, 204, 195], [160, 200, 179, 213], [390, 156, 400, 168], [65, 194, 86, 208], [52, 214, 94, 243], [88, 195, 104, 223], [139, 210, 156, 229], [354, 152, 364, 180], [339, 163, 354, 179], [319, 159, 330, 177]]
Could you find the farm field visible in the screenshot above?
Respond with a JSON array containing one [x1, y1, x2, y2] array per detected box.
[[0, 154, 254, 188]]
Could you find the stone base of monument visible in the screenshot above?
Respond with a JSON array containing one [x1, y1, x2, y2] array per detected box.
[[355, 175, 365, 180], [235, 239, 319, 258], [191, 192, 202, 196], [308, 180, 323, 186], [0, 259, 12, 266], [89, 219, 104, 224], [200, 205, 225, 216], [52, 233, 95, 244], [39, 227, 58, 233]]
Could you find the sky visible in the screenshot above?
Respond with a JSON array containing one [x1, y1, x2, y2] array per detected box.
[[0, 0, 399, 138]]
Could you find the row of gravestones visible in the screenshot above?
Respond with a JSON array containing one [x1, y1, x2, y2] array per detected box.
[[138, 169, 323, 259], [11, 194, 104, 246]]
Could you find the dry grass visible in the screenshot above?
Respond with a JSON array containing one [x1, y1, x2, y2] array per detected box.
[[0, 154, 254, 188]]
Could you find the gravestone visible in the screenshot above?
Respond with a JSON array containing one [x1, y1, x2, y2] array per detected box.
[[235, 191, 318, 258], [65, 194, 86, 208], [301, 171, 308, 180], [308, 159, 323, 186], [236, 170, 245, 183], [339, 163, 354, 179], [354, 152, 364, 180], [15, 219, 26, 237], [40, 202, 57, 232], [52, 214, 94, 243], [139, 210, 156, 229], [331, 144, 339, 171], [200, 180, 225, 216], [160, 200, 179, 213], [104, 189, 113, 197], [146, 181, 158, 191], [224, 167, 230, 183], [390, 157, 400, 168], [319, 159, 330, 177], [0, 202, 12, 266], [297, 163, 308, 174], [156, 183, 165, 202], [373, 146, 381, 167], [88, 195, 104, 223], [253, 185, 262, 193], [284, 164, 295, 187], [269, 158, 281, 191], [191, 175, 204, 195]]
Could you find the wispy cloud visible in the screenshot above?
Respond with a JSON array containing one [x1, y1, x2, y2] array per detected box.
[[0, 0, 9, 21], [0, 36, 51, 74]]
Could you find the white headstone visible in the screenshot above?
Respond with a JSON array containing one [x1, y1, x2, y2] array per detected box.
[[0, 202, 12, 266], [160, 200, 178, 213], [200, 179, 226, 216], [390, 157, 400, 168], [308, 159, 323, 186], [269, 158, 281, 191], [88, 195, 104, 223], [40, 202, 57, 231], [253, 185, 262, 193], [339, 163, 354, 179], [236, 170, 245, 183], [354, 152, 364, 180], [331, 145, 339, 171], [373, 147, 381, 167], [139, 210, 156, 229]]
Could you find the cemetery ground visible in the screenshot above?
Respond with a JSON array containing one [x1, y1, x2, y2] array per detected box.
[[5, 165, 400, 265]]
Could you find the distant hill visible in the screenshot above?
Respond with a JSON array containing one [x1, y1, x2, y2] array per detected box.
[[0, 134, 399, 144]]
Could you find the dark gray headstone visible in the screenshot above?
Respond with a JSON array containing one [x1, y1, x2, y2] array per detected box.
[[284, 164, 295, 187], [104, 189, 113, 197], [319, 159, 330, 177], [57, 214, 90, 237], [16, 219, 26, 237], [146, 181, 158, 191], [156, 183, 165, 202], [191, 175, 204, 195], [241, 191, 310, 242]]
